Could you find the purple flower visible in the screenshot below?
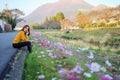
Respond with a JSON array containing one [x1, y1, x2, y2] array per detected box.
[[70, 65, 83, 74], [38, 74, 45, 79], [58, 68, 77, 80], [55, 53, 62, 58], [76, 76, 80, 79], [85, 64, 91, 70], [34, 38, 39, 42], [65, 50, 73, 56], [112, 74, 120, 80], [39, 41, 46, 46], [58, 68, 69, 77], [48, 53, 55, 58], [91, 62, 101, 72], [58, 46, 65, 51], [39, 40, 51, 47], [87, 62, 101, 73], [100, 74, 113, 80]]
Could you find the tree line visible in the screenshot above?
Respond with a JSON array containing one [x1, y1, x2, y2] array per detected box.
[[44, 12, 65, 23]]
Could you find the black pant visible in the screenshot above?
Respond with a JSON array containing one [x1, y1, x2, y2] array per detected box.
[[13, 42, 32, 52]]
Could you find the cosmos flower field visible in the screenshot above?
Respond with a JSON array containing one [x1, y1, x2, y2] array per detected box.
[[23, 31, 120, 80]]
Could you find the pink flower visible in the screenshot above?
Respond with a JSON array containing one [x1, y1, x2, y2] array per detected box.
[[39, 41, 46, 46], [66, 65, 71, 69], [46, 41, 51, 47], [58, 46, 65, 51], [39, 40, 51, 47], [68, 73, 76, 80], [46, 66, 49, 69]]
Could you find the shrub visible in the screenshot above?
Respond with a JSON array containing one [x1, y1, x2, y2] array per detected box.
[[100, 34, 111, 44], [98, 23, 106, 27], [116, 50, 120, 54], [85, 24, 92, 28], [33, 21, 61, 29], [118, 21, 120, 25], [33, 25, 45, 29], [107, 23, 117, 27]]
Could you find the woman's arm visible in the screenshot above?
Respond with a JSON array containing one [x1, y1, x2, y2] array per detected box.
[[21, 31, 29, 42]]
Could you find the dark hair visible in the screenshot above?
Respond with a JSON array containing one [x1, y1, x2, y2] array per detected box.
[[21, 25, 30, 36]]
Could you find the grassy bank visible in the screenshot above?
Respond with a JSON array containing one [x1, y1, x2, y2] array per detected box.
[[23, 30, 120, 80], [62, 27, 120, 49]]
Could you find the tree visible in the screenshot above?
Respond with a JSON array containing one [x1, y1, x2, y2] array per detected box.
[[44, 16, 49, 23], [0, 9, 24, 30], [43, 12, 65, 23], [30, 23, 40, 29], [0, 12, 3, 19], [60, 19, 74, 30], [56, 12, 65, 21], [49, 16, 56, 22], [87, 10, 100, 21], [76, 11, 89, 28]]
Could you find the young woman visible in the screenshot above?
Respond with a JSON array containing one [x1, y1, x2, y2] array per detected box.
[[12, 25, 32, 53]]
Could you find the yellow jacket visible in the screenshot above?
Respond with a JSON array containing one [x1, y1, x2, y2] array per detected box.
[[13, 31, 29, 43]]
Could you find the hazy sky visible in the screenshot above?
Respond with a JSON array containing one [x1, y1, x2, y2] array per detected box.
[[0, 0, 120, 16]]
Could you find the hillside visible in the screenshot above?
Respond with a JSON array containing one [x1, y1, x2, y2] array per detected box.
[[22, 0, 93, 24], [87, 5, 120, 22], [91, 4, 109, 11]]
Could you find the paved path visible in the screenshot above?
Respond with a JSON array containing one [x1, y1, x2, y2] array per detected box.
[[0, 32, 18, 79]]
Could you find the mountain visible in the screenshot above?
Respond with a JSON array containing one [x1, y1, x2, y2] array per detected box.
[[20, 0, 94, 24], [87, 5, 119, 22], [91, 4, 109, 11]]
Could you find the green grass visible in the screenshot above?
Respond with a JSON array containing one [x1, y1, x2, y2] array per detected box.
[[62, 27, 120, 48]]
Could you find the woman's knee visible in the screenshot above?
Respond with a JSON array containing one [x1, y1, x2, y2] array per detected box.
[[12, 44, 20, 49], [26, 41, 31, 46]]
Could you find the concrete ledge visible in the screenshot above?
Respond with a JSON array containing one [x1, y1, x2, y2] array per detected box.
[[5, 50, 27, 80]]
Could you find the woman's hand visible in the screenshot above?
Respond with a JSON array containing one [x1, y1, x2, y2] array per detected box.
[[26, 32, 29, 36]]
